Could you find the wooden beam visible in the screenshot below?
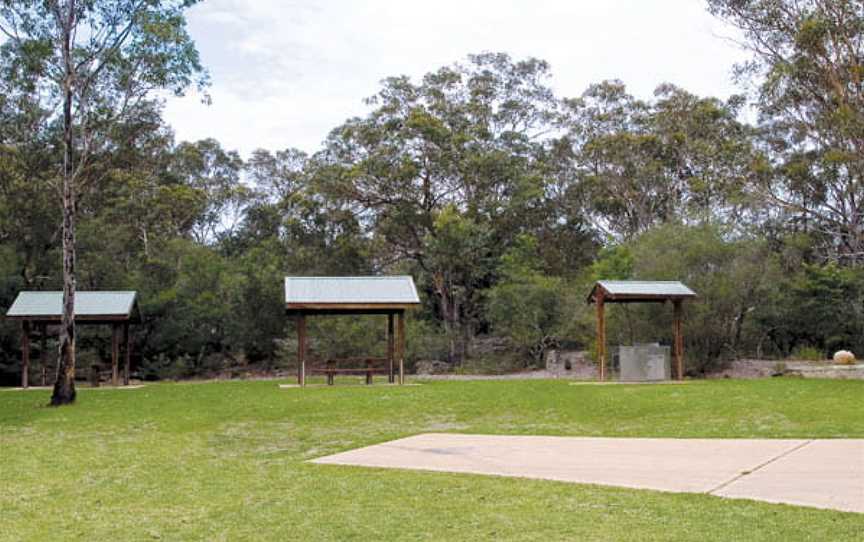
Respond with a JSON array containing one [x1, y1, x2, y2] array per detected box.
[[673, 300, 684, 380], [604, 294, 696, 303], [123, 323, 131, 386], [285, 303, 419, 311], [6, 314, 132, 322], [111, 323, 120, 386], [285, 307, 415, 316], [297, 314, 307, 387], [596, 292, 606, 381], [387, 313, 395, 384], [396, 311, 405, 385], [21, 321, 30, 389]]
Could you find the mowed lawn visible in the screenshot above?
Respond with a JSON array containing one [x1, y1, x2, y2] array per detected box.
[[1, 378, 862, 541]]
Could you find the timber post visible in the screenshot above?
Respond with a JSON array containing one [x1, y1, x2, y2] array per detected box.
[[111, 323, 120, 386], [21, 321, 30, 389], [673, 300, 684, 380], [387, 313, 395, 383], [297, 314, 306, 387], [596, 291, 606, 381], [397, 310, 405, 385], [123, 322, 131, 386]]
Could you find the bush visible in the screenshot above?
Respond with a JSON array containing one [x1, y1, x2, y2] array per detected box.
[[597, 223, 780, 373], [755, 263, 864, 358], [406, 318, 450, 367], [487, 274, 564, 366], [454, 352, 524, 374], [138, 354, 192, 381], [486, 235, 569, 366], [789, 346, 824, 361]]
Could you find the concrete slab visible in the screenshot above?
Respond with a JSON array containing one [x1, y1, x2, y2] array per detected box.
[[715, 439, 864, 513], [311, 433, 864, 513], [313, 434, 796, 493]]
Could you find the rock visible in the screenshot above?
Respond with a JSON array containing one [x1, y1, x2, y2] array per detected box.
[[470, 336, 513, 356], [833, 350, 856, 365], [545, 350, 594, 378]]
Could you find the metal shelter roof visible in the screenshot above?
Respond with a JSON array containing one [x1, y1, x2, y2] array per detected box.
[[285, 276, 420, 309], [588, 281, 697, 303], [6, 291, 139, 321]]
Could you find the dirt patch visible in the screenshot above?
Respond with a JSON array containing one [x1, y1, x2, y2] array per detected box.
[[709, 359, 785, 379], [710, 359, 864, 380]]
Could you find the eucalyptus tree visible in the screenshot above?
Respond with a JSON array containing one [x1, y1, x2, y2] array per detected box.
[[708, 0, 864, 262], [0, 0, 208, 404], [562, 81, 665, 239], [170, 139, 246, 245], [316, 53, 563, 361], [562, 81, 759, 240]]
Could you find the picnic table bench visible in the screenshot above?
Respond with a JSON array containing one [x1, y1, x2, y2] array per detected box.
[[309, 357, 392, 385]]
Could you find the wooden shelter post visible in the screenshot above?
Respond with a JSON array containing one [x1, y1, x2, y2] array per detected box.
[[123, 323, 131, 386], [387, 313, 395, 384], [673, 300, 684, 380], [596, 292, 606, 381], [396, 310, 405, 385], [111, 323, 121, 386], [40, 324, 48, 386], [21, 321, 30, 388], [297, 314, 307, 387]]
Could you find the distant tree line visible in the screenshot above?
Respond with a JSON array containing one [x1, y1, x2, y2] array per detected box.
[[1, 0, 863, 382]]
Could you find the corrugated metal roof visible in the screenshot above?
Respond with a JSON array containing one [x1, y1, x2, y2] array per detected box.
[[599, 280, 696, 296], [6, 291, 138, 318], [596, 280, 696, 298], [285, 276, 420, 305]]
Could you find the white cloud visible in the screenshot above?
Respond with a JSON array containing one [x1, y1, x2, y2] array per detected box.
[[163, 0, 749, 157]]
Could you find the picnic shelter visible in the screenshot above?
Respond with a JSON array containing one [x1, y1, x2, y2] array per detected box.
[[587, 280, 697, 381], [285, 276, 421, 386], [6, 291, 141, 388]]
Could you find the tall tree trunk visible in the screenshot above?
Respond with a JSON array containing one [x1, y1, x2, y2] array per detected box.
[[52, 182, 77, 405], [440, 296, 456, 364], [432, 272, 457, 364], [51, 0, 77, 406]]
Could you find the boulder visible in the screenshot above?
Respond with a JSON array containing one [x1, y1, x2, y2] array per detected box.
[[833, 350, 856, 365], [545, 350, 594, 377]]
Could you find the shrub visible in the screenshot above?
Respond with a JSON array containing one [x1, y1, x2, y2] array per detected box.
[[789, 346, 824, 361]]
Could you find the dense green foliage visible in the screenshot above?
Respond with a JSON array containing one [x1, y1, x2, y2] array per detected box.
[[2, 379, 863, 540], [3, 1, 864, 381]]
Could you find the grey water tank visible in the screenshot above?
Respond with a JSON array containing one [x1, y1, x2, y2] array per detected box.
[[619, 344, 671, 381]]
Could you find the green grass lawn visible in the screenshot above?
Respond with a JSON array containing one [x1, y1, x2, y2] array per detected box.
[[1, 378, 862, 541]]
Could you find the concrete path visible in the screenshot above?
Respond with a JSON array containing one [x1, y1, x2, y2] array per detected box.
[[312, 433, 864, 513]]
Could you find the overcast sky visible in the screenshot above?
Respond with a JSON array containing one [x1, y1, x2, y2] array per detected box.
[[162, 0, 749, 158]]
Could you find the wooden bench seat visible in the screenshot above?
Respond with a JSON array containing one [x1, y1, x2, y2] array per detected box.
[[309, 357, 392, 385]]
